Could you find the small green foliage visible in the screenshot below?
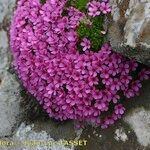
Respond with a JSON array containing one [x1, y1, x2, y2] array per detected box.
[[77, 16, 104, 51], [67, 0, 104, 52], [73, 0, 89, 12], [67, 0, 89, 12]]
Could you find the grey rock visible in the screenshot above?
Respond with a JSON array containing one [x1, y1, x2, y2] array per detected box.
[[12, 123, 74, 150], [0, 121, 83, 150], [0, 0, 22, 137], [125, 108, 150, 147], [0, 0, 16, 25], [108, 0, 150, 66], [0, 71, 22, 137], [0, 30, 9, 71], [114, 128, 128, 142]]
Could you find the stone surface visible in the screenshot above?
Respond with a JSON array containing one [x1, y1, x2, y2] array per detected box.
[[0, 0, 22, 137], [108, 0, 150, 66], [0, 0, 16, 25], [125, 108, 150, 147], [13, 123, 74, 150], [0, 71, 22, 137], [0, 121, 83, 150], [75, 122, 143, 150], [0, 30, 9, 71], [114, 128, 128, 142]]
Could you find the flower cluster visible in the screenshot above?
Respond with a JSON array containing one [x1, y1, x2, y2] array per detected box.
[[87, 0, 111, 17], [10, 0, 149, 129]]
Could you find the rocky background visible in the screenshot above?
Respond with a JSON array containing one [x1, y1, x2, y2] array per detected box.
[[108, 0, 150, 66], [0, 0, 150, 150]]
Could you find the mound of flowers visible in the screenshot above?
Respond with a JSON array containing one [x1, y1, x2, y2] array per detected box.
[[10, 0, 150, 128]]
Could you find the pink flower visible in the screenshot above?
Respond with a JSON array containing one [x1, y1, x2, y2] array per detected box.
[[119, 63, 130, 75], [87, 1, 101, 17], [139, 69, 150, 81], [101, 122, 108, 129], [53, 17, 68, 33], [111, 93, 120, 104], [100, 2, 112, 14], [120, 75, 132, 84], [100, 65, 110, 79], [124, 89, 135, 98], [102, 0, 109, 2], [46, 32, 59, 44], [114, 104, 125, 115], [105, 116, 115, 125], [95, 102, 108, 111], [109, 78, 122, 91], [80, 38, 91, 51], [102, 77, 113, 86], [131, 80, 142, 92], [129, 60, 138, 71], [124, 80, 142, 98], [67, 7, 85, 29], [67, 31, 77, 42], [93, 90, 103, 100]]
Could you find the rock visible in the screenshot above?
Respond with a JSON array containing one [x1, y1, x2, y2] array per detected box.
[[0, 30, 9, 71], [13, 123, 74, 150], [108, 0, 150, 66], [114, 128, 128, 142], [0, 71, 22, 137], [125, 108, 150, 147], [32, 120, 79, 140], [0, 0, 22, 137], [0, 0, 16, 25], [0, 122, 83, 150]]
